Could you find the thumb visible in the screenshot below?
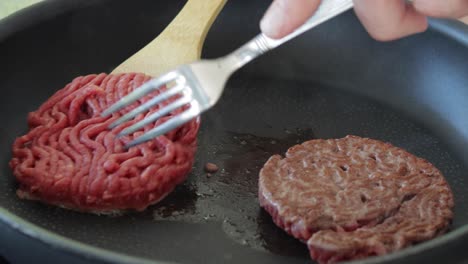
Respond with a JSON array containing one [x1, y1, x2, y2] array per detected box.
[[260, 0, 321, 39]]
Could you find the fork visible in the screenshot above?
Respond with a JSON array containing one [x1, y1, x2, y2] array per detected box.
[[102, 0, 354, 148]]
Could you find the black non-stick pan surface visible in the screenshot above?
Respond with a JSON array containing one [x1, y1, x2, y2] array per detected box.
[[1, 0, 468, 263]]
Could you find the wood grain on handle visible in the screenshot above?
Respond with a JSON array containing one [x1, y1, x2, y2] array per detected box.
[[112, 0, 227, 77]]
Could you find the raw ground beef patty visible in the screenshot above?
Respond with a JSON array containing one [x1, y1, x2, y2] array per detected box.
[[10, 73, 199, 214], [259, 135, 454, 264]]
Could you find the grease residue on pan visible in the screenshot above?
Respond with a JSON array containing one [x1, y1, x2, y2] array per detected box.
[[2, 76, 467, 264], [1, 0, 468, 263], [151, 129, 314, 253]]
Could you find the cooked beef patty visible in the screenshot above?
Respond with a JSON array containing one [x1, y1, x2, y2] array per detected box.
[[259, 135, 454, 263], [10, 73, 199, 214]]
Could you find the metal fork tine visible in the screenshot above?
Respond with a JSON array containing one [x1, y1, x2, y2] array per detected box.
[[108, 83, 186, 129], [125, 102, 200, 148], [101, 0, 353, 148], [118, 95, 192, 137], [101, 71, 180, 117]]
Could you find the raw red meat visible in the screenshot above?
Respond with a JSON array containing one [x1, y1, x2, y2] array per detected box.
[[259, 135, 454, 263], [10, 73, 200, 214]]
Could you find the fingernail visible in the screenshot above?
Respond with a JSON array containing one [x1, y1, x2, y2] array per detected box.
[[260, 1, 286, 39]]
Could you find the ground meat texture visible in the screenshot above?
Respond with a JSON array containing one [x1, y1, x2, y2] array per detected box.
[[9, 73, 200, 214], [204, 162, 219, 173], [258, 135, 454, 264]]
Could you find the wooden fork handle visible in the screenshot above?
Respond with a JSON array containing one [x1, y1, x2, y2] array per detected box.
[[169, 0, 227, 56], [112, 0, 227, 77]]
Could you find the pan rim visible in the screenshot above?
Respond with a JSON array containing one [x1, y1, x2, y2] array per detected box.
[[1, 0, 468, 263]]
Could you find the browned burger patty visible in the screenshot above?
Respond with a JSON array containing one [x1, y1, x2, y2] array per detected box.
[[258, 135, 454, 264]]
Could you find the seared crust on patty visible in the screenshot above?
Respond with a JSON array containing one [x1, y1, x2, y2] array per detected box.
[[259, 135, 454, 263]]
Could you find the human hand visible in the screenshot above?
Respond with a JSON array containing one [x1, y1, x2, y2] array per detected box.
[[260, 0, 468, 41]]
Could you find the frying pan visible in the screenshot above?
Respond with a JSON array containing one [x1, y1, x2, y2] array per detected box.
[[0, 0, 467, 263]]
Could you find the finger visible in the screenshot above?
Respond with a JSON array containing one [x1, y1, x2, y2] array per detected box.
[[260, 0, 321, 39], [353, 0, 428, 41], [413, 0, 468, 18]]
